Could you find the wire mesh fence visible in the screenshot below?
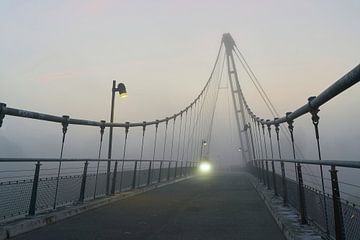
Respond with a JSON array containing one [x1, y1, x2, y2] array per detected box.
[[0, 159, 197, 222], [253, 161, 360, 240]]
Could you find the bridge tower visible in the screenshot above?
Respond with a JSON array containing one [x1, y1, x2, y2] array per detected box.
[[222, 33, 252, 164]]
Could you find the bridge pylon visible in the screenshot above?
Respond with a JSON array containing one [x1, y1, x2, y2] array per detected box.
[[222, 33, 252, 164]]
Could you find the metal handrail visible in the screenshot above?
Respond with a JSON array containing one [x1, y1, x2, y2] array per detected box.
[[253, 158, 360, 169], [2, 63, 358, 129], [0, 157, 199, 163], [0, 42, 224, 129], [244, 64, 360, 125]]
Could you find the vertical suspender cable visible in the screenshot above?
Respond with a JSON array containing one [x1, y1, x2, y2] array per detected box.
[[181, 110, 188, 161], [186, 106, 193, 161], [53, 115, 69, 209], [169, 116, 176, 178], [148, 121, 159, 184], [159, 119, 169, 182], [309, 101, 330, 236], [267, 121, 278, 195], [262, 123, 268, 159], [119, 123, 129, 191], [136, 122, 146, 187], [189, 102, 197, 162], [286, 113, 307, 224], [175, 114, 183, 177], [169, 116, 176, 161], [275, 120, 288, 205], [162, 119, 169, 160], [94, 120, 106, 199], [286, 112, 298, 182], [252, 118, 259, 160], [262, 122, 270, 189], [207, 54, 225, 159], [257, 121, 264, 160]]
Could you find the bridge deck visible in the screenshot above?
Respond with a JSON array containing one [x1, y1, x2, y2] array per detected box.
[[13, 172, 285, 240]]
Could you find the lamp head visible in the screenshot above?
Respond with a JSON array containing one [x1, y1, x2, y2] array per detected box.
[[116, 83, 128, 98]]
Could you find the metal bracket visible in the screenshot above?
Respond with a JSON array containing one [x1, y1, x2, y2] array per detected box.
[[100, 120, 106, 136], [286, 112, 294, 133], [62, 115, 70, 135], [308, 96, 320, 124], [125, 122, 130, 134]]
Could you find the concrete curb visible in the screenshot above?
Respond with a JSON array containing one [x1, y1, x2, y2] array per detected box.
[[246, 173, 323, 240], [1, 176, 193, 240]]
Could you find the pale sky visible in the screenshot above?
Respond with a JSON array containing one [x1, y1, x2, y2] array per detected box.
[[1, 0, 360, 169]]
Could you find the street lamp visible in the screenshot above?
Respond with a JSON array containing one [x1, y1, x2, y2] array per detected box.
[[200, 140, 207, 160], [106, 80, 127, 195], [199, 140, 212, 174]]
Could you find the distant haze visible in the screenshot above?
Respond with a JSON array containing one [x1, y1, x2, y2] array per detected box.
[[1, 0, 359, 170]]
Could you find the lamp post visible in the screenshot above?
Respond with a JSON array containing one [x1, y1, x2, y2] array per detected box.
[[199, 140, 207, 160], [106, 80, 127, 195]]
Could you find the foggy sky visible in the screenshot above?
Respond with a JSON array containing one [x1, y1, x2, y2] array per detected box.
[[1, 0, 360, 170]]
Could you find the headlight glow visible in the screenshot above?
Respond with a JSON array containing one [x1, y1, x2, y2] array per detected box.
[[199, 162, 212, 173]]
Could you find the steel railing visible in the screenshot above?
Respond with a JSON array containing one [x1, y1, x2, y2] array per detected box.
[[250, 159, 360, 240], [0, 158, 199, 221]]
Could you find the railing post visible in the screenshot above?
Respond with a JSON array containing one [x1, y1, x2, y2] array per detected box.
[[266, 120, 277, 195], [255, 161, 260, 181], [184, 161, 188, 176], [174, 161, 178, 178], [296, 163, 308, 224], [261, 160, 266, 185], [158, 161, 163, 183], [180, 161, 183, 177], [330, 165, 346, 240], [167, 161, 171, 181], [271, 161, 278, 196], [147, 161, 152, 185], [265, 160, 271, 190], [190, 162, 193, 175], [28, 161, 41, 216], [280, 162, 288, 206], [132, 161, 138, 189], [111, 161, 118, 194], [78, 160, 89, 203]]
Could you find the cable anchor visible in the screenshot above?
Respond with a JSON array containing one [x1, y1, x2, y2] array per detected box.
[[274, 118, 280, 141], [100, 120, 106, 136], [308, 96, 320, 140], [61, 115, 69, 135], [125, 122, 130, 134], [286, 112, 294, 140]]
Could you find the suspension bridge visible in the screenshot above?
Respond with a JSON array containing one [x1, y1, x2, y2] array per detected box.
[[0, 33, 359, 240]]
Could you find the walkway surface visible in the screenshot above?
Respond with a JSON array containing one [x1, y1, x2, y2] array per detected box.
[[13, 172, 285, 240]]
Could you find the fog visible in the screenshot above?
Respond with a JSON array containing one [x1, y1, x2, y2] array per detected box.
[[1, 1, 360, 203]]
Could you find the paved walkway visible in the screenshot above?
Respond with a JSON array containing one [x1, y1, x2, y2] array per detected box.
[[13, 172, 285, 240]]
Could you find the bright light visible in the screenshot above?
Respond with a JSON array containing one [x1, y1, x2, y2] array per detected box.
[[199, 162, 212, 173], [119, 92, 128, 98]]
